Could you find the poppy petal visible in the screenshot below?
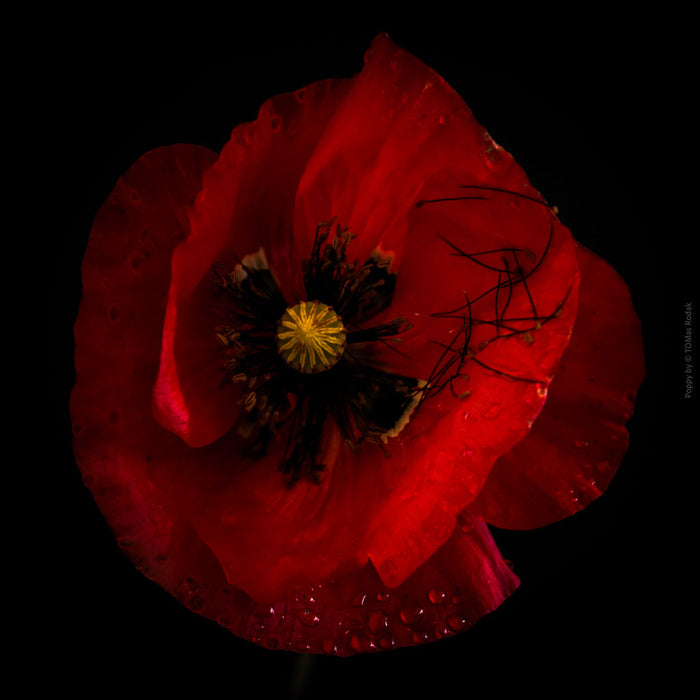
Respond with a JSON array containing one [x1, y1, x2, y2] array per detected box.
[[154, 78, 353, 447], [188, 34, 581, 596], [72, 34, 642, 656], [207, 510, 518, 656], [189, 178, 580, 602], [73, 155, 517, 652], [290, 32, 582, 588], [102, 486, 518, 656], [361, 203, 580, 588], [71, 143, 229, 573], [469, 243, 645, 529], [293, 33, 540, 271], [72, 143, 307, 632]]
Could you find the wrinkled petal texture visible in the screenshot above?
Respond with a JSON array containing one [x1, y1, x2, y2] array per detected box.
[[470, 243, 645, 528], [71, 145, 517, 654], [189, 34, 579, 598]]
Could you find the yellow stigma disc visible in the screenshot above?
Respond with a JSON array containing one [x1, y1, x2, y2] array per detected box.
[[276, 301, 346, 373]]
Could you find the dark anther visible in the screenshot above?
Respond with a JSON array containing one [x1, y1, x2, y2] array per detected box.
[[216, 226, 425, 485]]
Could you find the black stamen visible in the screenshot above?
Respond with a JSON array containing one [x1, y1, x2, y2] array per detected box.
[[456, 184, 549, 207], [438, 233, 521, 274], [346, 318, 412, 344], [416, 195, 489, 207], [420, 184, 568, 397], [216, 226, 427, 485]]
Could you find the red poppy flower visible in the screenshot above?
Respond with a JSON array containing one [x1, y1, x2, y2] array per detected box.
[[71, 33, 644, 655]]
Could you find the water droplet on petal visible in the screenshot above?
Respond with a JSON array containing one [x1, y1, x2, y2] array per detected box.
[[293, 589, 315, 606], [400, 606, 424, 625], [251, 602, 275, 617], [412, 631, 429, 644], [536, 383, 548, 399], [263, 636, 280, 649], [446, 614, 468, 632], [350, 633, 370, 653], [322, 639, 337, 654], [270, 115, 282, 132], [379, 636, 395, 650], [376, 591, 391, 603], [351, 592, 367, 607], [428, 588, 446, 605], [298, 609, 320, 627], [187, 594, 206, 612], [368, 611, 388, 633], [574, 440, 589, 448]]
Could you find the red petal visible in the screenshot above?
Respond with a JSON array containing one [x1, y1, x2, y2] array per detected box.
[[184, 37, 581, 599], [73, 37, 633, 655], [206, 510, 518, 656], [72, 144, 516, 654], [71, 143, 232, 576], [154, 78, 352, 447], [290, 33, 581, 588], [362, 208, 579, 587], [185, 34, 581, 597], [294, 34, 545, 270], [470, 243, 645, 529]]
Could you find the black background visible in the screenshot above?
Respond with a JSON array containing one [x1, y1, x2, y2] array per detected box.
[[40, 15, 691, 698]]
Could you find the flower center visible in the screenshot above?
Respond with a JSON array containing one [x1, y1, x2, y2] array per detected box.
[[215, 222, 424, 485], [276, 301, 347, 373]]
